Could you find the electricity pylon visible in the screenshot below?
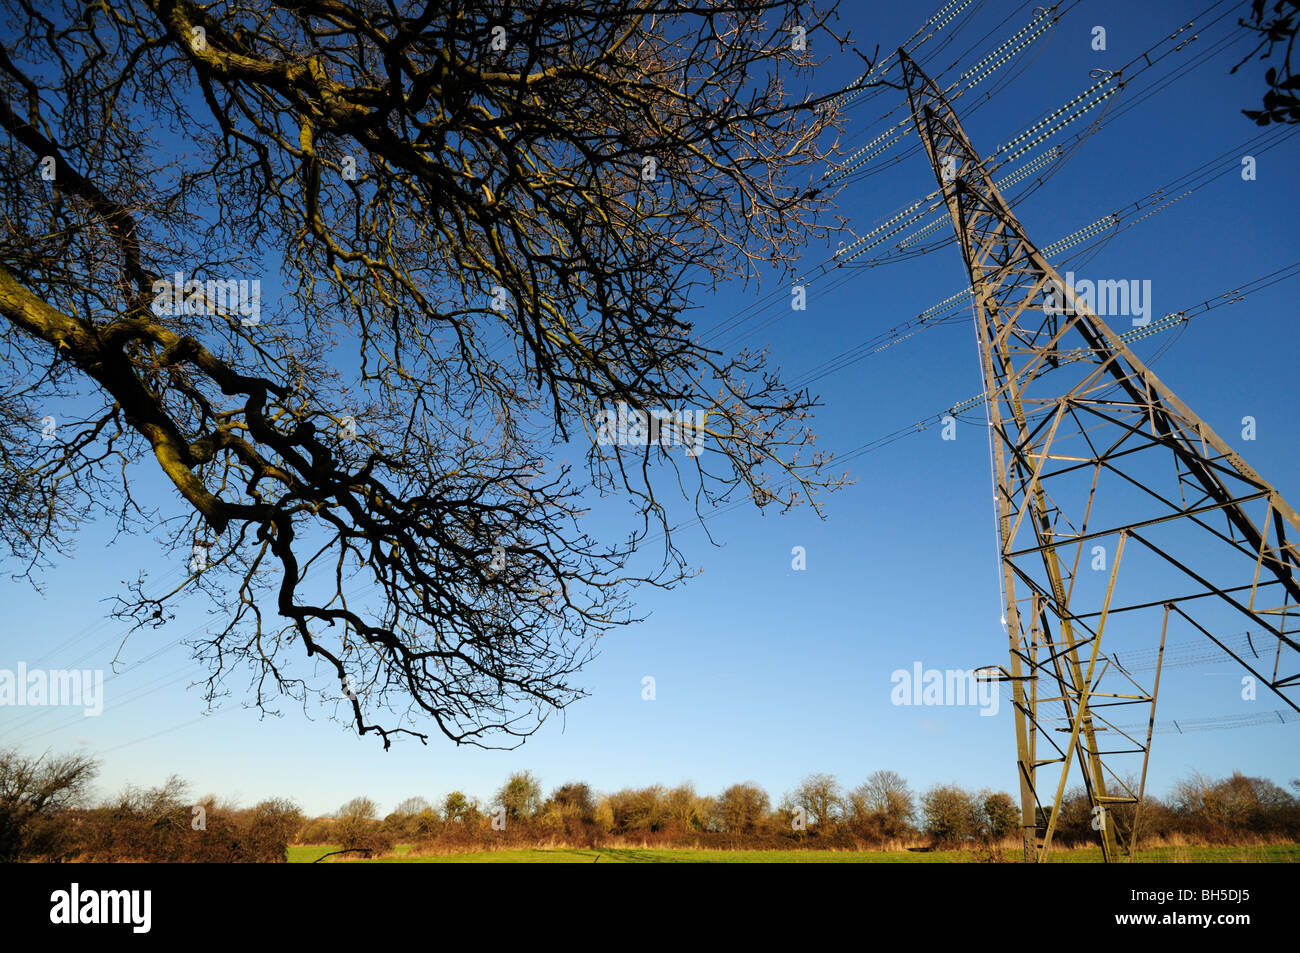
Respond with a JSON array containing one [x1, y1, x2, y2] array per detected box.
[[901, 50, 1300, 862]]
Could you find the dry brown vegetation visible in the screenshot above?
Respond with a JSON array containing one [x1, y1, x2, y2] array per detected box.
[[4, 748, 1296, 861], [1, 748, 300, 862]]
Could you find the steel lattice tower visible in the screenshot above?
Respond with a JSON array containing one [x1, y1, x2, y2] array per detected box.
[[901, 50, 1300, 862]]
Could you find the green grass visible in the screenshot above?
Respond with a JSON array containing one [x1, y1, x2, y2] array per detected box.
[[1038, 844, 1300, 863], [287, 843, 1300, 863], [289, 843, 417, 863]]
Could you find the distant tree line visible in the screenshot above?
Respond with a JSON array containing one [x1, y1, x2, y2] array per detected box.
[[0, 749, 299, 862], [3, 747, 1297, 861], [297, 769, 1300, 856]]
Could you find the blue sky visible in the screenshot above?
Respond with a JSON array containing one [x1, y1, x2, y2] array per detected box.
[[3, 0, 1298, 817]]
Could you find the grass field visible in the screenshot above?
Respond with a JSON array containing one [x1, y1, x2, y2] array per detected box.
[[287, 843, 1300, 863]]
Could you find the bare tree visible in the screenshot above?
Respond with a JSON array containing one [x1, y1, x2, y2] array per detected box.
[[789, 772, 844, 830], [0, 747, 98, 861], [392, 796, 431, 817], [0, 1, 857, 748], [660, 782, 706, 832], [715, 781, 770, 833], [849, 768, 913, 837], [332, 795, 377, 844]]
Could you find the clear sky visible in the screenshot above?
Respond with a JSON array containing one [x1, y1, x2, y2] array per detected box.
[[3, 0, 1297, 817]]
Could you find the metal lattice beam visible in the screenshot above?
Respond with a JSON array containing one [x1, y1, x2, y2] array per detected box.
[[900, 49, 1300, 863]]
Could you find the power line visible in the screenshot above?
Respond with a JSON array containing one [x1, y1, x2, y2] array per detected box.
[[720, 124, 1297, 370]]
